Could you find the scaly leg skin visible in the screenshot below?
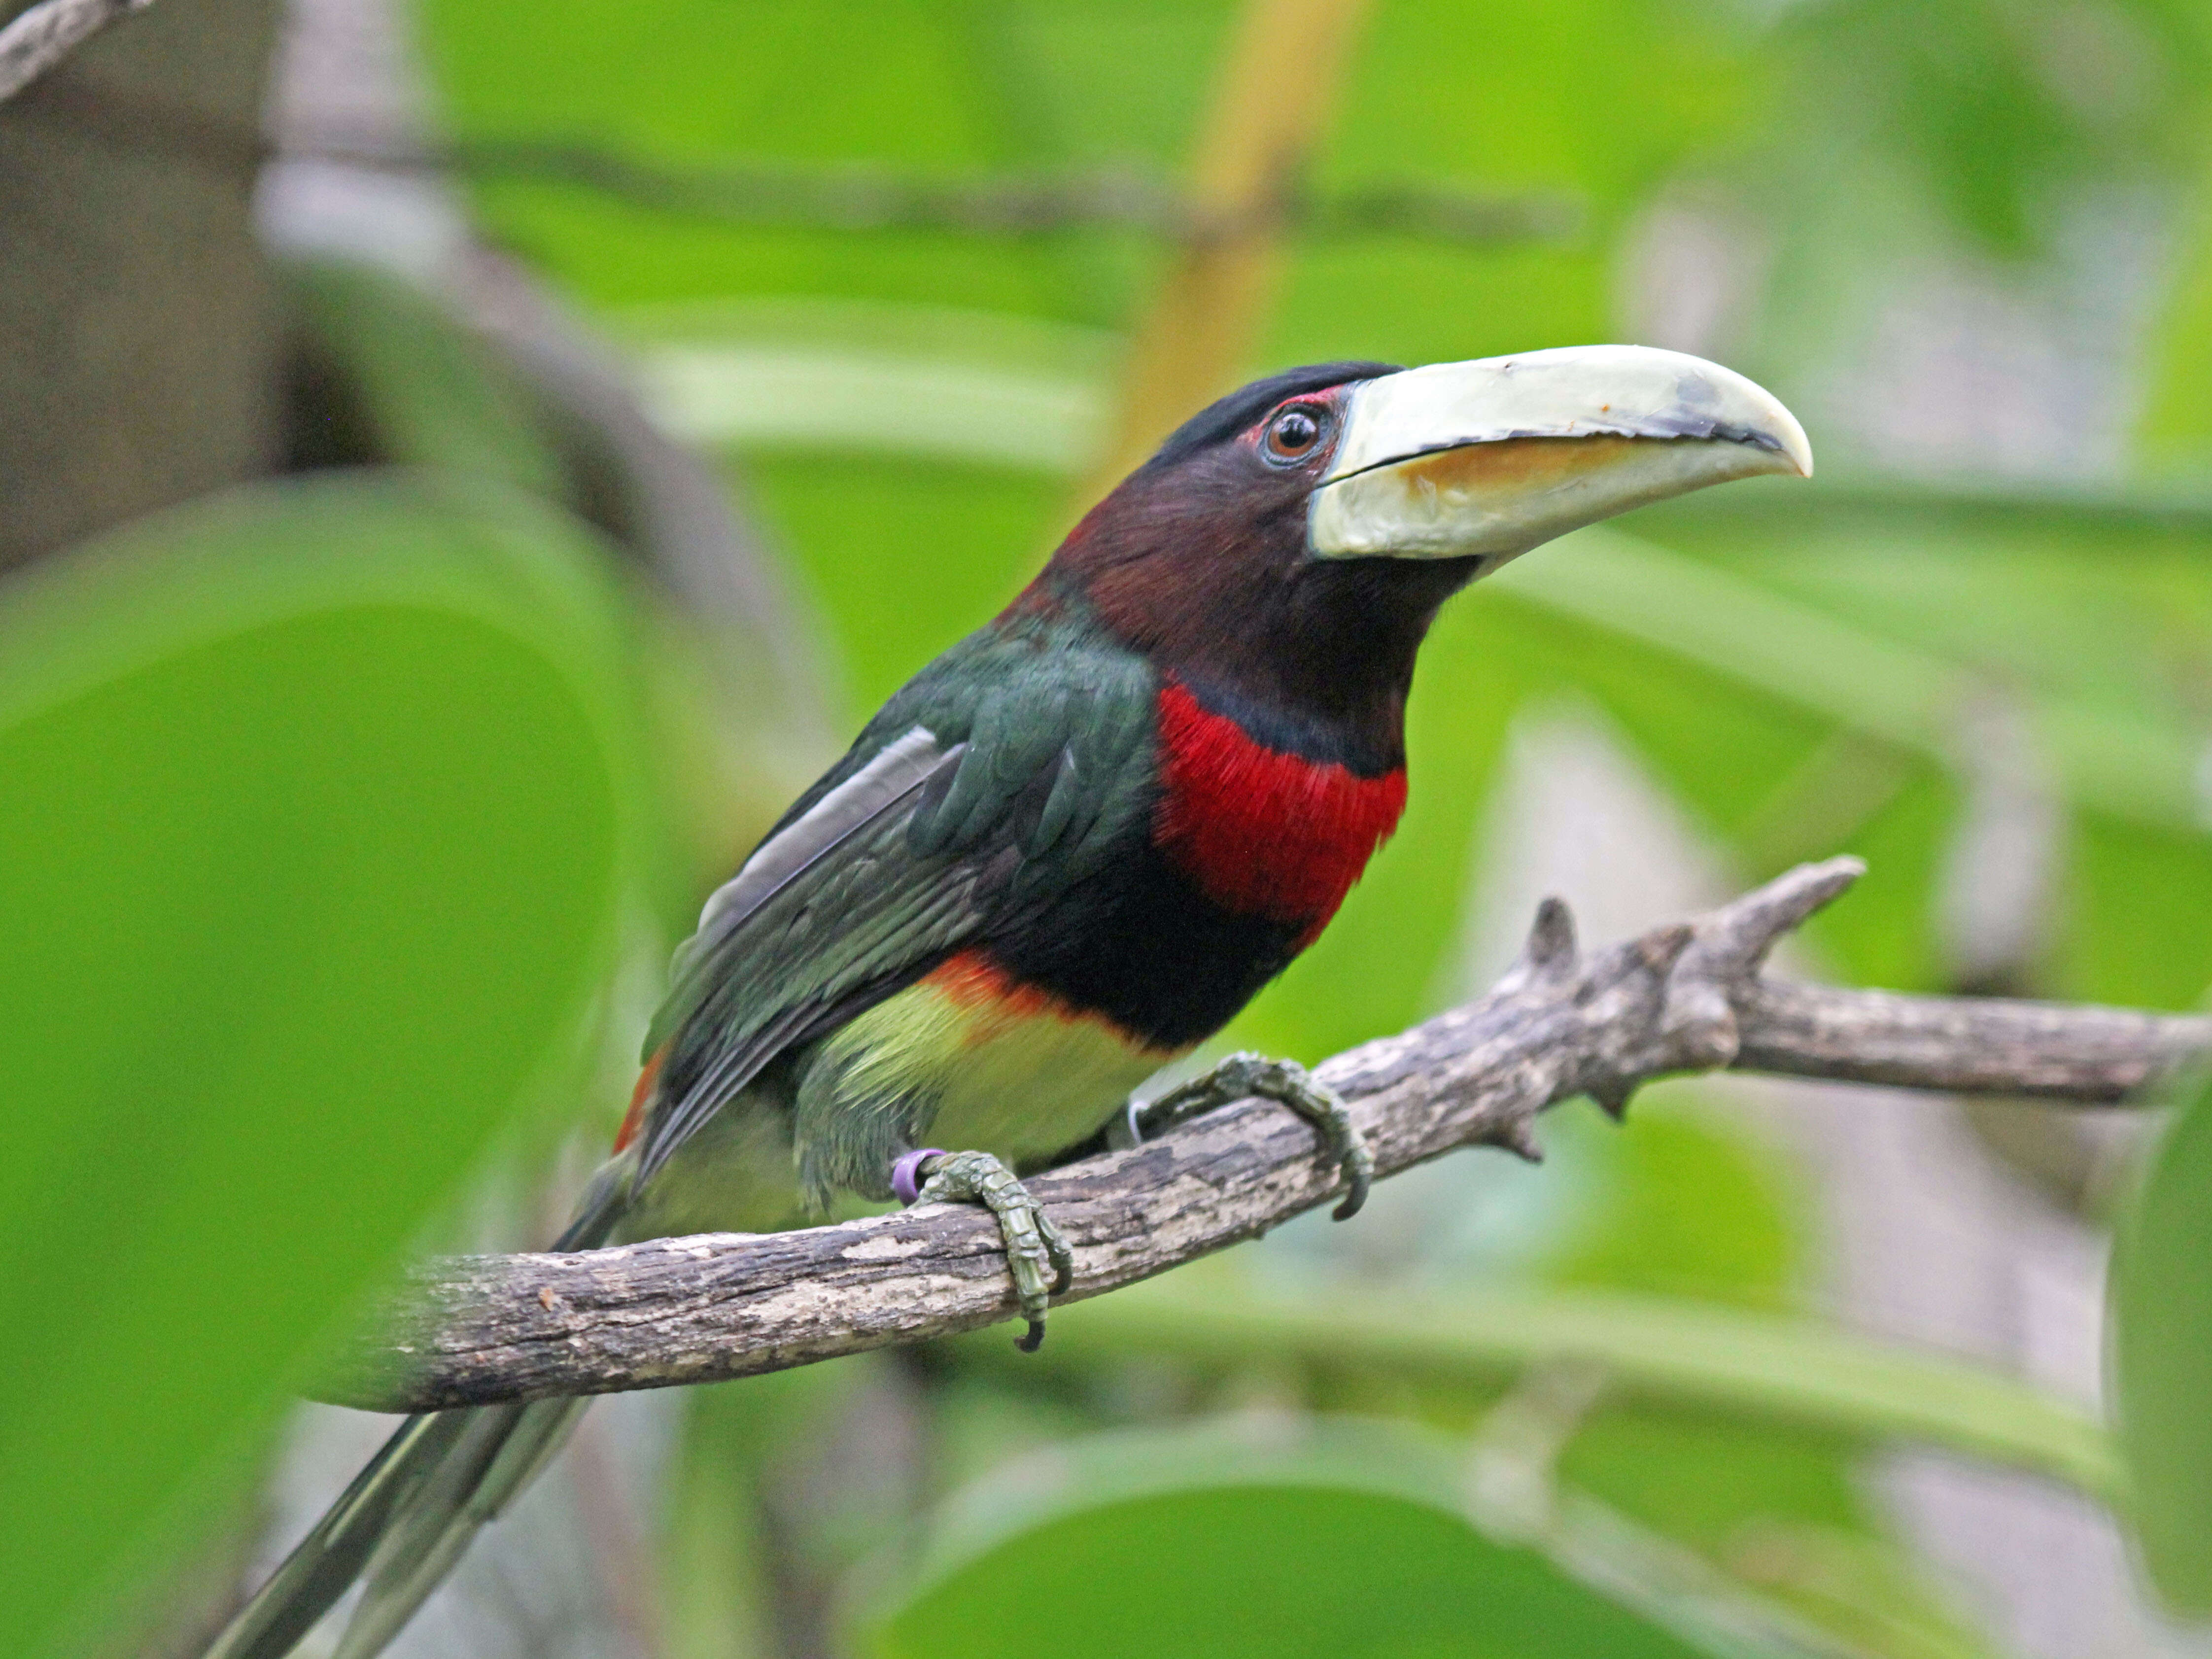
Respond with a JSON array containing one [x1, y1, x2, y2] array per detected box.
[[1138, 1052, 1373, 1221], [907, 1149, 1073, 1351]]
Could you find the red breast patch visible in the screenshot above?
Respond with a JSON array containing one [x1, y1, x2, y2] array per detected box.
[[1152, 681, 1406, 934]]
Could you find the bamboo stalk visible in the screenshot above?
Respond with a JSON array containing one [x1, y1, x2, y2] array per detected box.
[[1071, 0, 1375, 506]]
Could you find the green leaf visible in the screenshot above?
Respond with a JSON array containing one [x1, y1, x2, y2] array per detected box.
[[0, 472, 645, 1657], [2111, 1068, 2212, 1613], [857, 1418, 1714, 1659], [1016, 1276, 2120, 1507], [738, 453, 1064, 721], [613, 296, 1117, 474], [2134, 108, 2212, 476], [286, 258, 569, 498], [664, 1363, 868, 1659], [1488, 524, 2207, 833]]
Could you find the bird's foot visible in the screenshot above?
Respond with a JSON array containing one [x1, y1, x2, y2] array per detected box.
[[893, 1148, 1072, 1351], [1137, 1051, 1373, 1220]]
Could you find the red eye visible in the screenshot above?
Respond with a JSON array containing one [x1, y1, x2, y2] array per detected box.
[[1264, 405, 1325, 462]]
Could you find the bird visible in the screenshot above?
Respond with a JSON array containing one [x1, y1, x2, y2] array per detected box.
[[207, 344, 1809, 1659]]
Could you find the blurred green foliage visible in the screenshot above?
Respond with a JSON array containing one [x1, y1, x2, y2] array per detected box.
[[13, 0, 2212, 1653], [290, 261, 569, 495], [859, 1419, 1715, 1659], [0, 476, 648, 1656], [2111, 1066, 2212, 1613], [370, 0, 2212, 1649]]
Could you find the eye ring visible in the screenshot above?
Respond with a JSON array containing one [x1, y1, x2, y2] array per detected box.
[[1262, 404, 1326, 465]]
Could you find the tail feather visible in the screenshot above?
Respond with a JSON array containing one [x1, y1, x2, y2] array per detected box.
[[206, 1167, 631, 1659], [330, 1397, 588, 1659], [202, 1413, 473, 1659]]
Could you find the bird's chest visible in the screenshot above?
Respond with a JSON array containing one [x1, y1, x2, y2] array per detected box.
[[1149, 683, 1406, 936]]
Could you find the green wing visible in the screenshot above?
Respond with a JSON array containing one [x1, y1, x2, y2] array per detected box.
[[632, 626, 1156, 1182]]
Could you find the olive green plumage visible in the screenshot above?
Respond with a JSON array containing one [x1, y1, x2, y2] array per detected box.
[[635, 599, 1161, 1198]]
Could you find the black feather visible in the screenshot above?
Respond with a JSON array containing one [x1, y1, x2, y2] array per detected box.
[[1141, 360, 1401, 471]]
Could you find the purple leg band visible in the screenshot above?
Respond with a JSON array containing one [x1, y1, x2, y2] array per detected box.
[[892, 1149, 948, 1207]]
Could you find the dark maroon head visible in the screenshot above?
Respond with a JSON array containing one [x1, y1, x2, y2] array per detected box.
[[1035, 349, 1812, 764], [1044, 362, 1467, 763]]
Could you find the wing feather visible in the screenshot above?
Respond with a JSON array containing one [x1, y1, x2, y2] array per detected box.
[[632, 635, 1157, 1186], [661, 725, 954, 1023]]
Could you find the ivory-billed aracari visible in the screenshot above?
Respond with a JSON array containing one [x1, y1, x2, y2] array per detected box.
[[209, 344, 1809, 1659]]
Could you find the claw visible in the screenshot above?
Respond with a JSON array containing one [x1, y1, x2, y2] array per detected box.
[[1044, 1215, 1074, 1296], [911, 1149, 1069, 1348], [1144, 1051, 1373, 1221]]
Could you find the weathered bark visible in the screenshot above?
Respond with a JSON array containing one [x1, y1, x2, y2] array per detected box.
[[1732, 979, 2201, 1100], [0, 0, 282, 569], [0, 0, 145, 104], [318, 858, 2212, 1414]]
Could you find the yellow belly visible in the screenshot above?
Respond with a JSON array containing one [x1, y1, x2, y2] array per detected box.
[[619, 1083, 806, 1239], [820, 953, 1186, 1170]]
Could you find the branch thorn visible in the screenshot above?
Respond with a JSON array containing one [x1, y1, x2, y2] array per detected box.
[[1716, 856, 1866, 974], [1502, 896, 1578, 991], [1495, 1117, 1545, 1163]]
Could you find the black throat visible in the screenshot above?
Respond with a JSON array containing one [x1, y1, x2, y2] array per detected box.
[[1042, 482, 1481, 776]]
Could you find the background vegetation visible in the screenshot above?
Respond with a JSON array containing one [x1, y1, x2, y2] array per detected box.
[[6, 0, 2212, 1655]]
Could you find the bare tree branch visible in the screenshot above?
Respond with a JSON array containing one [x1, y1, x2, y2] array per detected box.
[[1731, 979, 2201, 1100], [15, 74, 1579, 248], [282, 131, 1581, 248], [319, 857, 2211, 1415], [0, 0, 148, 105]]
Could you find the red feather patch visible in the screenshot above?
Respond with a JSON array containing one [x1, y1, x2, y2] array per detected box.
[[613, 1045, 666, 1153], [1152, 681, 1406, 935], [925, 948, 1163, 1046], [927, 948, 1066, 1026]]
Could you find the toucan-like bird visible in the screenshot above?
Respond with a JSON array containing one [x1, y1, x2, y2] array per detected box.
[[209, 345, 1809, 1659]]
